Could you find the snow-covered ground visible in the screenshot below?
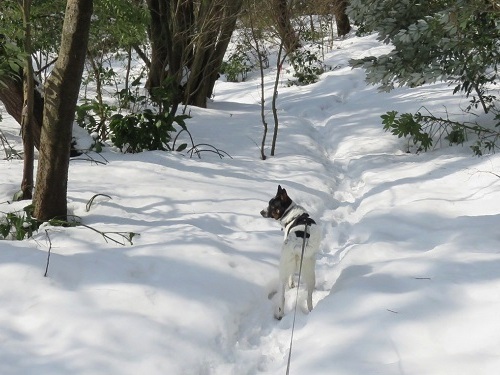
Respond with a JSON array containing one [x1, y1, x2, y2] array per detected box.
[[1, 33, 500, 375]]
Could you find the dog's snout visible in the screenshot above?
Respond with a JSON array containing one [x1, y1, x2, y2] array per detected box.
[[260, 209, 268, 218]]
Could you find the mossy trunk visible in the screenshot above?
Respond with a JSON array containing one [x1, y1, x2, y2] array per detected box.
[[33, 0, 93, 221]]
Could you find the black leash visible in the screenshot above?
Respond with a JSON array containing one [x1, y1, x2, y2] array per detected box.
[[285, 220, 310, 375]]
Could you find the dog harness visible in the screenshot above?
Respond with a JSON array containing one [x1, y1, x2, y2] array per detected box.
[[285, 212, 316, 239]]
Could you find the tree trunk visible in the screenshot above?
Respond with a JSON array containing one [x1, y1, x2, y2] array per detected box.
[[185, 0, 243, 107], [20, 0, 35, 200], [145, 0, 172, 91], [33, 0, 93, 221], [145, 0, 242, 110], [0, 73, 43, 150], [271, 43, 286, 156], [334, 0, 351, 37], [272, 0, 300, 54], [247, 0, 268, 160]]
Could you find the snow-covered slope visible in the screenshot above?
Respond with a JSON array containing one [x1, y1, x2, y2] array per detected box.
[[1, 33, 500, 375]]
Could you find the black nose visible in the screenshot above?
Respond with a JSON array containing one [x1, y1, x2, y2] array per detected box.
[[260, 209, 268, 217]]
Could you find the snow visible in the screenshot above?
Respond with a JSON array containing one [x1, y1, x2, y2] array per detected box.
[[2, 32, 500, 374]]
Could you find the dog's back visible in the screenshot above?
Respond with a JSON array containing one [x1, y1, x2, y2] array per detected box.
[[282, 205, 321, 258], [284, 219, 321, 259]]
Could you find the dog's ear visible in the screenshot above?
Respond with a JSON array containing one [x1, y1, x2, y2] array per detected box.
[[279, 187, 288, 201], [277, 185, 282, 195]]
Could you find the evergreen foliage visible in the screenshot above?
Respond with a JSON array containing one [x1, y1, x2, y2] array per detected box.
[[0, 205, 39, 241], [108, 80, 189, 154], [0, 39, 24, 86], [221, 43, 254, 82], [349, 0, 500, 155], [348, 0, 500, 113], [89, 0, 149, 52], [1, 0, 65, 54], [382, 109, 500, 156], [288, 47, 327, 86]]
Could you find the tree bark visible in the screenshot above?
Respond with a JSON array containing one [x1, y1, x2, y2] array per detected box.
[[272, 0, 300, 54], [20, 0, 35, 200], [248, 0, 267, 160], [145, 0, 242, 109], [145, 0, 172, 91], [0, 73, 43, 150], [184, 0, 243, 107], [33, 0, 93, 221], [271, 43, 286, 156], [334, 0, 351, 37]]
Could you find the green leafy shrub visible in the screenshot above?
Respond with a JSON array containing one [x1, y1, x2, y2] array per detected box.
[[75, 100, 116, 140], [76, 75, 191, 154], [221, 44, 254, 82], [115, 74, 148, 111], [470, 111, 500, 156], [76, 72, 149, 143], [382, 108, 500, 155], [288, 48, 327, 86], [109, 109, 189, 153], [109, 81, 189, 153], [0, 38, 24, 83], [382, 110, 433, 153], [0, 205, 40, 241]]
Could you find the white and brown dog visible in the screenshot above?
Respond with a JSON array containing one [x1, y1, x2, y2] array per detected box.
[[261, 185, 321, 320]]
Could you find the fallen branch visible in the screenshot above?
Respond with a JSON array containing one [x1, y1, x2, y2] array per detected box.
[[43, 229, 52, 277], [79, 223, 137, 245], [70, 150, 109, 165], [0, 128, 23, 160], [86, 193, 112, 212], [188, 143, 233, 159], [48, 215, 138, 246]]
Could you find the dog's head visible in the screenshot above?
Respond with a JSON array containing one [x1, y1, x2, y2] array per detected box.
[[260, 185, 293, 220]]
